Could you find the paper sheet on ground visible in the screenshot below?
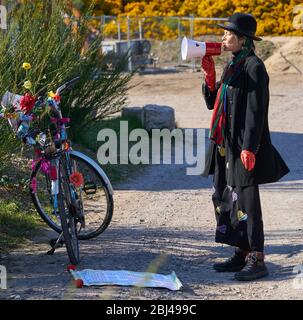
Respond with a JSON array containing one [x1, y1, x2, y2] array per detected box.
[[70, 269, 183, 291]]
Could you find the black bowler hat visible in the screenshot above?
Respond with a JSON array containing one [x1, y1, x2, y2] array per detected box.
[[218, 13, 262, 41]]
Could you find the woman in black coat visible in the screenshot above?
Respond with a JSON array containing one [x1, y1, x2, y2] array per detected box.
[[201, 13, 289, 281]]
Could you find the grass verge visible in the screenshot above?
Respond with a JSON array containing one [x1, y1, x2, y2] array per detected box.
[[0, 199, 42, 255]]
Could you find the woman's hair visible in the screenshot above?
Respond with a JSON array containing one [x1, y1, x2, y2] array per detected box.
[[234, 31, 255, 50]]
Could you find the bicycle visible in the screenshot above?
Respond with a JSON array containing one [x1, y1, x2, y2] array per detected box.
[[0, 77, 114, 265]]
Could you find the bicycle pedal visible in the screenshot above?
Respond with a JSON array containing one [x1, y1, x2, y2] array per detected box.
[[83, 182, 97, 195]]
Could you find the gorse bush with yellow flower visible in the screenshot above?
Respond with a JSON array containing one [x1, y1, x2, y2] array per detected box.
[[0, 1, 132, 172], [75, 0, 303, 39]]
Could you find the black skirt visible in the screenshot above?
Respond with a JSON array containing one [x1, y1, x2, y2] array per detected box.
[[212, 146, 264, 252]]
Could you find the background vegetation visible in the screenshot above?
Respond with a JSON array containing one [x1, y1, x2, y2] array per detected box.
[[70, 0, 303, 39]]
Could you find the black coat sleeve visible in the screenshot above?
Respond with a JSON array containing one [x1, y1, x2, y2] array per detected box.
[[242, 60, 269, 154], [202, 81, 220, 110]]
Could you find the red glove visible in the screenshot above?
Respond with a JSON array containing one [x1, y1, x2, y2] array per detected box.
[[201, 56, 216, 92], [241, 150, 256, 171]]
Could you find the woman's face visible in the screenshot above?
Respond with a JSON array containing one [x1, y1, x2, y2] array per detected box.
[[222, 30, 244, 52]]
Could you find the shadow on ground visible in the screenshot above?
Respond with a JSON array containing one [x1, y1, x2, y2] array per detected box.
[[114, 131, 303, 192]]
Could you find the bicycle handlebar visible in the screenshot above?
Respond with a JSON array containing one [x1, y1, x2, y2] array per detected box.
[[34, 76, 80, 110], [35, 76, 80, 101], [56, 76, 80, 96]]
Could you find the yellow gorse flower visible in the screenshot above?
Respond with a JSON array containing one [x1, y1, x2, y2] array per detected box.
[[22, 62, 31, 70], [23, 80, 32, 90]]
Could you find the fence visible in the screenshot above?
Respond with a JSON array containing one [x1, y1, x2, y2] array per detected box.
[[98, 16, 227, 40], [89, 16, 228, 70]]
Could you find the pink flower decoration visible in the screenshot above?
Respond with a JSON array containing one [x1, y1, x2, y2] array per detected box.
[[31, 159, 39, 171], [51, 117, 70, 125], [30, 177, 37, 193], [60, 117, 70, 124], [41, 160, 50, 174], [31, 158, 50, 174]]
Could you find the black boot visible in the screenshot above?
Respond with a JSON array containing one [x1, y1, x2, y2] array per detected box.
[[234, 252, 269, 281], [213, 249, 248, 272]]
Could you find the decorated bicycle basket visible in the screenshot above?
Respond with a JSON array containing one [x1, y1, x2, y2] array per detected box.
[[0, 62, 71, 156], [1, 90, 66, 150]]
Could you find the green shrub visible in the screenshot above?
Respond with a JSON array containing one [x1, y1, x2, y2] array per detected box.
[[0, 0, 133, 167]]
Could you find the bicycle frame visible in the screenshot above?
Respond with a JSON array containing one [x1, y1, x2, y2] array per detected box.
[[45, 95, 71, 212]]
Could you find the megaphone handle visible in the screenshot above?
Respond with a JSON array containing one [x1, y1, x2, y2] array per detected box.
[[202, 56, 216, 91]]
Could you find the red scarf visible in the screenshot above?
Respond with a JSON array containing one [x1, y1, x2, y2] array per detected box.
[[209, 46, 252, 145]]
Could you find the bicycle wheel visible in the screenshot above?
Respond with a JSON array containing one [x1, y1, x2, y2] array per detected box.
[[57, 158, 80, 265], [30, 150, 114, 239]]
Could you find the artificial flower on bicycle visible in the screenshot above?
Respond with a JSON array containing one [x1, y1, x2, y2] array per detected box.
[[0, 62, 66, 152]]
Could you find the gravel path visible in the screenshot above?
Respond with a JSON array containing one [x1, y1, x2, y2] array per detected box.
[[0, 71, 302, 300]]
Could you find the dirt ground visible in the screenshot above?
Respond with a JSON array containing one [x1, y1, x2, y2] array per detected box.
[[1, 64, 303, 300]]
